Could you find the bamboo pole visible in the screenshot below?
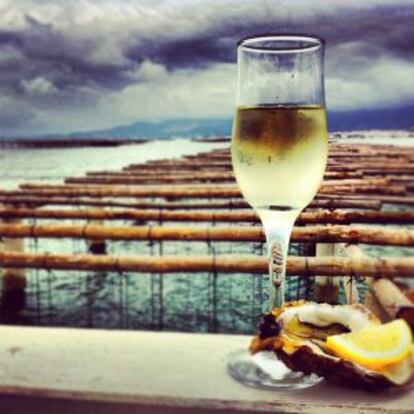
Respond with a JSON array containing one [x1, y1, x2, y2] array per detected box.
[[125, 156, 412, 171], [299, 210, 414, 224], [130, 151, 414, 160], [123, 162, 414, 174], [12, 184, 245, 199], [340, 244, 362, 305], [191, 147, 414, 157], [364, 168, 414, 175], [124, 163, 362, 172], [66, 176, 237, 185], [372, 279, 413, 317], [192, 144, 411, 151], [85, 170, 364, 180], [319, 191, 409, 202], [314, 243, 341, 303], [183, 154, 414, 162], [94, 168, 414, 181], [40, 178, 395, 187], [381, 176, 414, 184], [125, 156, 414, 165], [189, 145, 413, 153], [123, 162, 413, 173], [9, 181, 405, 199], [318, 193, 414, 206], [0, 251, 414, 278], [78, 173, 414, 188], [86, 206, 107, 255], [63, 176, 392, 188], [186, 151, 413, 162], [87, 171, 237, 179], [344, 244, 412, 323], [0, 223, 412, 246], [0, 207, 413, 225], [0, 196, 383, 211], [67, 173, 369, 185], [124, 163, 233, 171]]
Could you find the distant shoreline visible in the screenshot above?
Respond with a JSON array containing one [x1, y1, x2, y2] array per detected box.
[[0, 136, 230, 149], [0, 138, 149, 149]]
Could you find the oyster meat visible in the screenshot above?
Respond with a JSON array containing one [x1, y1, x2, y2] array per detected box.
[[250, 301, 414, 391]]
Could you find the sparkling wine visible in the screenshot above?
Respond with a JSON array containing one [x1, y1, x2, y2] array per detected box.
[[231, 105, 328, 211]]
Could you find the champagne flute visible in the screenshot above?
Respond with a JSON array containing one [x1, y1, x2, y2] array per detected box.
[[228, 35, 329, 389]]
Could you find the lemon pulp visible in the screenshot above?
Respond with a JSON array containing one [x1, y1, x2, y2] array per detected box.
[[326, 319, 413, 371]]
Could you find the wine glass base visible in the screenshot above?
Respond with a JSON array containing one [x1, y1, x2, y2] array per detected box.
[[228, 349, 322, 390]]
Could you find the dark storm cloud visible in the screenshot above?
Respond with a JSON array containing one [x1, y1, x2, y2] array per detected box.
[[4, 1, 414, 82], [0, 0, 413, 135], [0, 15, 132, 96], [124, 2, 414, 71], [126, 35, 236, 70]]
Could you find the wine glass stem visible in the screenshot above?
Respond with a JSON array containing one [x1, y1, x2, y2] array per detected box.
[[258, 210, 298, 310]]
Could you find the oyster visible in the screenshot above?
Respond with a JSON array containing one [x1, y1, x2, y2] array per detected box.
[[250, 301, 414, 391]]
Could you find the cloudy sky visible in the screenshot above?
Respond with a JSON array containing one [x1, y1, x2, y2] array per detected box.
[[0, 0, 413, 136]]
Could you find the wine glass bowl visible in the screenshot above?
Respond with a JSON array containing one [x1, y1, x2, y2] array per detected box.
[[232, 105, 328, 213]]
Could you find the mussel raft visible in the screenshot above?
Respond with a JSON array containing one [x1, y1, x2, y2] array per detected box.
[[250, 301, 414, 391]]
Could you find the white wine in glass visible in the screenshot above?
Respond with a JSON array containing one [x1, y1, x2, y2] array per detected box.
[[228, 36, 329, 389]]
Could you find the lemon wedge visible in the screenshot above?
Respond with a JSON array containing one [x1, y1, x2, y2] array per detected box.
[[326, 319, 413, 371]]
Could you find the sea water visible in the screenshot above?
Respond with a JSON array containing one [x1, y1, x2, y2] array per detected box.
[[0, 137, 411, 333]]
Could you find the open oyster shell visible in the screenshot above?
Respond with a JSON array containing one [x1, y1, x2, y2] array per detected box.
[[250, 301, 414, 391]]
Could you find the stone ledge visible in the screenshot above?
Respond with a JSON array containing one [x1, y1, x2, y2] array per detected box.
[[0, 326, 412, 413]]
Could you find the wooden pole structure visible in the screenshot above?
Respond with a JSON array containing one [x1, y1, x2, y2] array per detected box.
[[67, 176, 238, 184], [0, 195, 383, 211], [119, 157, 414, 166], [31, 178, 396, 187], [317, 193, 414, 206], [345, 244, 414, 329], [7, 181, 406, 198], [372, 279, 413, 318], [84, 170, 364, 180], [0, 141, 413, 329], [0, 215, 26, 312], [0, 207, 413, 224], [314, 243, 341, 303], [342, 244, 364, 306], [123, 157, 414, 171], [68, 173, 414, 187], [86, 206, 107, 255], [62, 177, 405, 194], [0, 223, 413, 246], [124, 162, 374, 173], [0, 251, 414, 278], [185, 146, 414, 157]]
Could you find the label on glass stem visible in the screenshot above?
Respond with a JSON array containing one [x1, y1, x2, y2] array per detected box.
[[269, 239, 285, 308]]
